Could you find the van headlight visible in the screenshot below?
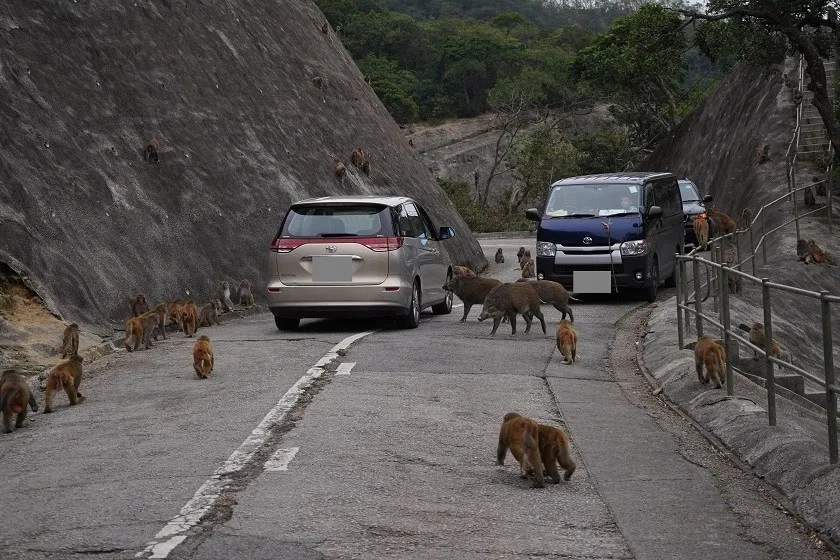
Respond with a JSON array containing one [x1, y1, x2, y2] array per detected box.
[[537, 242, 556, 257], [620, 240, 647, 256]]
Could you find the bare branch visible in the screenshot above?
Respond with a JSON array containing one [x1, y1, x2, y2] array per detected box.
[[677, 8, 775, 22]]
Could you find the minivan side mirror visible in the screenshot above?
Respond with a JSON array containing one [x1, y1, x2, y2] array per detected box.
[[647, 205, 663, 219], [703, 194, 713, 203], [438, 226, 455, 240], [525, 208, 541, 222]]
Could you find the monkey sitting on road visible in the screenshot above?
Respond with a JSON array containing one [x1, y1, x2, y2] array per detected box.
[[197, 300, 222, 328], [804, 186, 816, 206], [127, 294, 150, 318], [521, 258, 535, 279], [214, 281, 235, 313], [494, 248, 505, 263], [516, 246, 526, 265], [496, 412, 545, 488], [44, 355, 85, 413], [61, 323, 79, 358], [238, 279, 255, 308], [808, 240, 827, 263], [0, 369, 38, 433]]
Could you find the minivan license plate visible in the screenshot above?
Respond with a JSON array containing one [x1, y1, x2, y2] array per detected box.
[[573, 271, 612, 294], [312, 256, 353, 283]]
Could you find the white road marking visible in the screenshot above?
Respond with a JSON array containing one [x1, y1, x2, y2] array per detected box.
[[335, 362, 356, 376], [136, 329, 378, 559], [264, 447, 300, 471], [453, 303, 463, 309]]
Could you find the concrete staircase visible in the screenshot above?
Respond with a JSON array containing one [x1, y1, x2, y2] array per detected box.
[[797, 59, 836, 157]]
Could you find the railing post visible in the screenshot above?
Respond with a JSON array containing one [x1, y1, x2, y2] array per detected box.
[[732, 230, 739, 267], [793, 180, 801, 241], [681, 258, 691, 335], [829, 170, 835, 235], [762, 208, 768, 265], [711, 242, 719, 313], [749, 224, 756, 277], [821, 291, 837, 464], [721, 264, 734, 396], [693, 257, 704, 338], [762, 279, 777, 426], [676, 254, 684, 349]]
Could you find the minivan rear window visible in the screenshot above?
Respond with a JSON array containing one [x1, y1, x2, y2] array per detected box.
[[545, 183, 642, 218], [280, 204, 394, 238]]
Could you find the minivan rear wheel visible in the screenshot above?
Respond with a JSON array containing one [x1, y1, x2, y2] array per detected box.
[[274, 316, 300, 331], [399, 281, 421, 329], [431, 272, 453, 315], [645, 258, 659, 303]]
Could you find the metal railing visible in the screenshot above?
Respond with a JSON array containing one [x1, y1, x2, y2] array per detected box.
[[674, 68, 838, 461]]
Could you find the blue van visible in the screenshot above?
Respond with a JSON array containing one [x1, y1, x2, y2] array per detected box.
[[525, 172, 684, 302]]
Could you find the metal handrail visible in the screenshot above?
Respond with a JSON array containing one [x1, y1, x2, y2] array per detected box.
[[675, 55, 837, 463]]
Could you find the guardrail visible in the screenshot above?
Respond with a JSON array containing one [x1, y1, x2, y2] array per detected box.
[[674, 118, 837, 462]]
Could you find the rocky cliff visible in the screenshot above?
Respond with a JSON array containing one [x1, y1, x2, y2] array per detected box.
[[0, 0, 487, 331]]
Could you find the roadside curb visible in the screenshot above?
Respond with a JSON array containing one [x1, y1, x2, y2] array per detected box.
[[638, 296, 840, 552], [473, 231, 536, 239]]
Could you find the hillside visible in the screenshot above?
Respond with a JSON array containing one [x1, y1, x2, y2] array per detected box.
[[0, 1, 487, 332]]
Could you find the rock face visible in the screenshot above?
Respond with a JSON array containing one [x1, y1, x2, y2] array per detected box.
[[640, 63, 792, 218], [0, 1, 487, 330]]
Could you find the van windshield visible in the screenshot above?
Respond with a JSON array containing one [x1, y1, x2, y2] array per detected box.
[[280, 204, 394, 238], [545, 184, 642, 218], [678, 180, 700, 203]]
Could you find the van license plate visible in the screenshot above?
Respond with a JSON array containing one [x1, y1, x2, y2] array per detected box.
[[312, 256, 353, 283], [573, 271, 612, 294]]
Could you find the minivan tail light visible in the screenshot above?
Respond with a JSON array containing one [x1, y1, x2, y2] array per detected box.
[[270, 237, 405, 252]]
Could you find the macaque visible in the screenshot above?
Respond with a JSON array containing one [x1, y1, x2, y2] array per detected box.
[[193, 336, 214, 379], [61, 323, 79, 358], [128, 294, 150, 318], [214, 281, 235, 313], [0, 369, 38, 432], [44, 355, 85, 413], [144, 138, 159, 163], [238, 280, 255, 308], [496, 412, 545, 488]]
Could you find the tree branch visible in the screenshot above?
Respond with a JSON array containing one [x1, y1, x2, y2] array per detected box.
[[677, 8, 775, 22]]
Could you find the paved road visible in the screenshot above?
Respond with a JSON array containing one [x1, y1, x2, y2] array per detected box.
[[0, 238, 834, 559]]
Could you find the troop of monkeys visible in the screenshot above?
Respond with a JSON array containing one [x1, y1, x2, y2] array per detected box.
[[691, 206, 828, 266], [335, 147, 370, 183], [446, 245, 579, 365], [0, 280, 255, 433]]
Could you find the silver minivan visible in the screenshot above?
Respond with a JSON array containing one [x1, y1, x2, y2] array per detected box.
[[268, 196, 456, 329]]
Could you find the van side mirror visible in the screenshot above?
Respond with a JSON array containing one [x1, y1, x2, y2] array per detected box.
[[438, 227, 455, 240], [525, 208, 541, 222], [647, 205, 663, 218], [703, 194, 713, 203]]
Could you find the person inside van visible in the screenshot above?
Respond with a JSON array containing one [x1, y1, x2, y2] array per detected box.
[[620, 195, 639, 212]]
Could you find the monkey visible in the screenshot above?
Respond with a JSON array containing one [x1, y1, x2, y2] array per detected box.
[[804, 186, 816, 206], [137, 311, 163, 350], [213, 281, 235, 313], [238, 279, 255, 308], [361, 159, 370, 176], [535, 424, 576, 483], [793, 90, 803, 105], [197, 299, 222, 327], [705, 208, 736, 236], [60, 323, 79, 358], [517, 247, 527, 266], [193, 335, 214, 379], [168, 301, 184, 332], [124, 317, 144, 352], [740, 207, 754, 228], [757, 144, 770, 164], [44, 355, 85, 413], [520, 250, 532, 269], [0, 369, 38, 433], [312, 76, 323, 89], [738, 322, 789, 364], [408, 138, 414, 147], [127, 293, 150, 318], [782, 73, 792, 87], [144, 138, 159, 163], [694, 337, 726, 389], [494, 248, 504, 264], [150, 303, 168, 341], [364, 73, 372, 85], [496, 412, 545, 488], [727, 273, 742, 295], [350, 148, 366, 168], [321, 21, 329, 34], [452, 266, 475, 277], [692, 215, 709, 250], [808, 239, 827, 263], [797, 239, 810, 261], [556, 319, 579, 364], [181, 300, 199, 337], [814, 177, 827, 197], [334, 160, 346, 180], [521, 258, 535, 279]]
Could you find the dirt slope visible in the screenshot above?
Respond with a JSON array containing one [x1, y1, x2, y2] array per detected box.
[[0, 1, 487, 332]]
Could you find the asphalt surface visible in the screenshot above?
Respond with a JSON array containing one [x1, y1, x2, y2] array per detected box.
[[0, 238, 834, 559]]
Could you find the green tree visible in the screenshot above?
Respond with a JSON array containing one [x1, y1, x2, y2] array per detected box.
[[508, 126, 577, 211]]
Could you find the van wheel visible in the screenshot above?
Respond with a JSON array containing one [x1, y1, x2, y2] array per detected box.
[[645, 258, 659, 303], [432, 272, 453, 315], [274, 316, 300, 331], [664, 248, 679, 288], [400, 281, 421, 329]]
